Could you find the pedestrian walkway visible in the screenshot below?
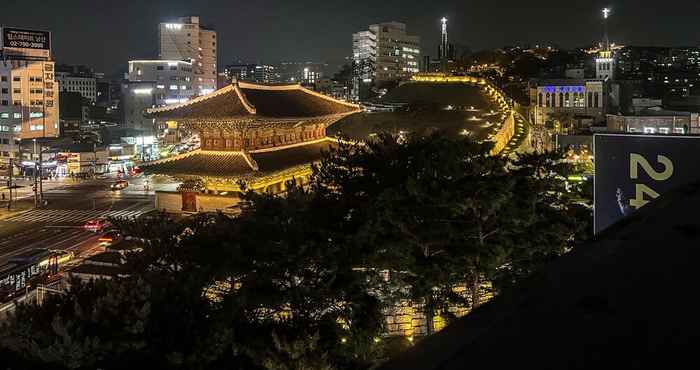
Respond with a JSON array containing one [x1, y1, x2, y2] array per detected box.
[[2, 207, 153, 224]]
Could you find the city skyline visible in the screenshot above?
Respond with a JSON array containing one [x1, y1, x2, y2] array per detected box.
[[3, 0, 700, 75]]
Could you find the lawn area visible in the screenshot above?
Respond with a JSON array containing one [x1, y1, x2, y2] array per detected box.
[[329, 110, 499, 141], [329, 82, 503, 141], [381, 82, 495, 107]]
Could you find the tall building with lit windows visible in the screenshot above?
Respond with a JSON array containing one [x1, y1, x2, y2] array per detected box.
[[0, 26, 59, 165], [158, 16, 217, 95], [352, 21, 420, 95]]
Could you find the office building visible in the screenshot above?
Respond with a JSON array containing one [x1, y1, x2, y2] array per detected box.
[[352, 21, 420, 86], [159, 16, 217, 95], [122, 60, 194, 138], [0, 26, 60, 164], [55, 64, 97, 102], [127, 60, 194, 106]]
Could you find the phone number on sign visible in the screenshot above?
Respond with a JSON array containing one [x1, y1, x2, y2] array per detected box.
[[7, 41, 46, 48]]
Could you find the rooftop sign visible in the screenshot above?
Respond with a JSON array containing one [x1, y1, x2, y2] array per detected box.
[[0, 27, 51, 60]]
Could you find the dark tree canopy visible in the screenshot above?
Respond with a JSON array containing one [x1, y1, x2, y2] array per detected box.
[[0, 131, 590, 369]]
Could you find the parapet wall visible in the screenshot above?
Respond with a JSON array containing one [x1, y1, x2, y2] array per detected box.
[[491, 111, 516, 155]]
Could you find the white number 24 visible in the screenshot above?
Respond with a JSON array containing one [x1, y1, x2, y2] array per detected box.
[[629, 153, 674, 209]]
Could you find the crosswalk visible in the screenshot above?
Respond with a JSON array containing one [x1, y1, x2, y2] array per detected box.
[[2, 207, 154, 224]]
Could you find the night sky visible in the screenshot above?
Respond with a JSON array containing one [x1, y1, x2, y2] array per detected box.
[[3, 0, 699, 75]]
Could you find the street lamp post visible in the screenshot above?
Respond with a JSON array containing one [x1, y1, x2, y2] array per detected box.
[[7, 157, 13, 210], [33, 139, 38, 208]]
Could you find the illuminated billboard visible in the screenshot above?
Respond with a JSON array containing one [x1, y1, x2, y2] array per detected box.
[[594, 134, 700, 233], [0, 27, 51, 60]]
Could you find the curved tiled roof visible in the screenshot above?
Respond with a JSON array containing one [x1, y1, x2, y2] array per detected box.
[[147, 82, 360, 120], [143, 151, 254, 177], [238, 83, 359, 118], [146, 84, 253, 120], [142, 139, 337, 179], [252, 140, 336, 174]]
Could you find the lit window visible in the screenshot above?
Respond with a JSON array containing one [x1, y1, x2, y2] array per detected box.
[[13, 113, 21, 119], [170, 85, 178, 90], [157, 85, 165, 89], [29, 112, 43, 118]]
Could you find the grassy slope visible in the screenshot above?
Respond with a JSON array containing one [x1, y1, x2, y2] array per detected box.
[[330, 83, 500, 141]]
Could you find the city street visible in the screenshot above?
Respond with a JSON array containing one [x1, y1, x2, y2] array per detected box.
[[0, 175, 156, 265]]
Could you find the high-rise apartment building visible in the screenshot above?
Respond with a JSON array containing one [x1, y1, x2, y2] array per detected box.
[[0, 26, 59, 164], [352, 22, 420, 86], [159, 16, 217, 95]]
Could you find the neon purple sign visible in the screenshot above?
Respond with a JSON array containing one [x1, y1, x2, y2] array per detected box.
[[543, 86, 584, 94]]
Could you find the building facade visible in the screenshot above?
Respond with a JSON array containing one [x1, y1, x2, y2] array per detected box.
[[1, 26, 60, 166], [0, 59, 59, 160], [123, 60, 195, 144], [596, 49, 615, 81], [55, 64, 97, 102], [529, 79, 606, 126], [159, 16, 217, 95], [120, 80, 156, 132], [352, 22, 420, 91], [127, 60, 195, 106], [606, 112, 700, 135]]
